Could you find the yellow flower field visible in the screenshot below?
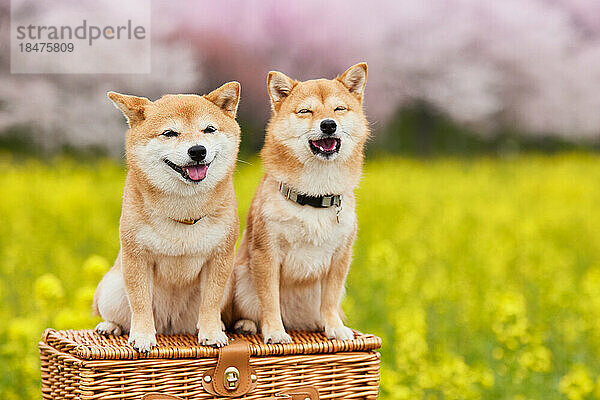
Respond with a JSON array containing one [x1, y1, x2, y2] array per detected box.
[[0, 152, 599, 399]]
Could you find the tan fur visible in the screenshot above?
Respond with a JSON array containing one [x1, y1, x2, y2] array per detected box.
[[224, 63, 369, 344], [93, 82, 241, 351]]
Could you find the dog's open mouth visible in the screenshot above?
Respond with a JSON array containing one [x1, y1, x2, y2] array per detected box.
[[309, 138, 341, 157], [164, 159, 209, 182]]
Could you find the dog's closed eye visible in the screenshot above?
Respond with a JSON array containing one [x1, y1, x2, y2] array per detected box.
[[203, 125, 217, 134], [161, 129, 179, 137]]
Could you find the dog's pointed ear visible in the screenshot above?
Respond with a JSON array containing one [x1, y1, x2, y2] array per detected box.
[[267, 71, 296, 108], [337, 62, 367, 100], [205, 81, 241, 118], [107, 91, 151, 128]]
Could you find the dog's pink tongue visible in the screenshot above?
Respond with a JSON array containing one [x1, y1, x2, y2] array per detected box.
[[184, 165, 208, 181], [313, 138, 337, 151]]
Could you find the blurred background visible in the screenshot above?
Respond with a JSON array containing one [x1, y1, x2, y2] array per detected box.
[[1, 1, 600, 399]]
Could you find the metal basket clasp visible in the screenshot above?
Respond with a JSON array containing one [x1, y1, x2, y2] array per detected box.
[[224, 366, 240, 390]]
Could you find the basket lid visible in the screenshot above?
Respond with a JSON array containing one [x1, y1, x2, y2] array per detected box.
[[41, 329, 381, 360]]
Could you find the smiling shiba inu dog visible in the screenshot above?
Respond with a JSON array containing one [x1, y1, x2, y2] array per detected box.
[[223, 63, 369, 344], [93, 82, 241, 352]]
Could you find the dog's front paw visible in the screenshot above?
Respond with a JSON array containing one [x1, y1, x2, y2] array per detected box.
[[95, 321, 122, 336], [198, 329, 229, 347], [128, 331, 157, 353], [263, 329, 293, 344], [325, 325, 355, 341]]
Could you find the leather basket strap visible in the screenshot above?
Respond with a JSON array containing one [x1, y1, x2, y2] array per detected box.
[[142, 385, 319, 400], [201, 339, 257, 396]]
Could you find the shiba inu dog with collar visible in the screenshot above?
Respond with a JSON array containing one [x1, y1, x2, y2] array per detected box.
[[223, 63, 369, 344], [93, 82, 241, 352]]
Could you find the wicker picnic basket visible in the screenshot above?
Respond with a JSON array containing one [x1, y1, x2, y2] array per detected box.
[[39, 329, 382, 400]]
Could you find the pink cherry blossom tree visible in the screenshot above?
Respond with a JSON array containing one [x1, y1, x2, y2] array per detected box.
[[1, 0, 599, 154]]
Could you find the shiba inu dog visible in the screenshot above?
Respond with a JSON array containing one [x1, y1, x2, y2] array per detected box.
[[223, 63, 369, 344], [93, 82, 241, 352]]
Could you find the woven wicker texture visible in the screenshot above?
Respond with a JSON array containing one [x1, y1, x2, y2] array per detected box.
[[40, 329, 382, 400], [42, 329, 382, 360]]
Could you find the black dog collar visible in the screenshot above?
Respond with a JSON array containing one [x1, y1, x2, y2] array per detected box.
[[279, 182, 342, 209]]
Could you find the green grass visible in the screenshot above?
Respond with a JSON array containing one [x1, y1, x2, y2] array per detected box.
[[0, 152, 599, 400]]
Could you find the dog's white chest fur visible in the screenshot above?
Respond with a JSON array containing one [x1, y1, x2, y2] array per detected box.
[[263, 194, 356, 282], [153, 254, 206, 286], [135, 216, 228, 257]]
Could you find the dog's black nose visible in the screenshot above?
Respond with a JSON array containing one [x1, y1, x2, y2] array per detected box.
[[320, 119, 337, 135], [188, 145, 207, 161]]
